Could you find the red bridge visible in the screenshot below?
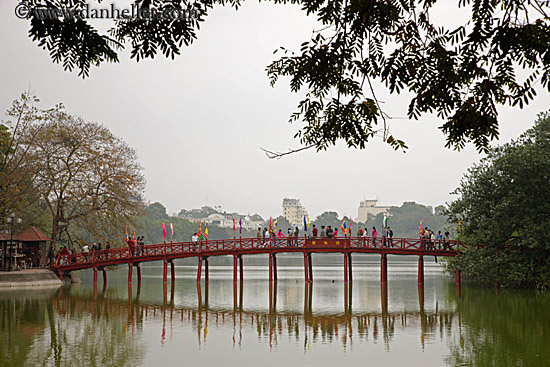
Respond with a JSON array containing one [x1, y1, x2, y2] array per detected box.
[[50, 236, 464, 285]]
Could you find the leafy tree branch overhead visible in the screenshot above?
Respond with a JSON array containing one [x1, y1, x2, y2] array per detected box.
[[21, 0, 550, 152]]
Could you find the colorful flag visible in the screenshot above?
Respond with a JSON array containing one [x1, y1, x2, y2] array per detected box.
[[269, 217, 273, 234], [162, 222, 167, 240], [458, 219, 462, 233], [198, 221, 202, 239], [125, 226, 129, 241], [204, 224, 209, 239], [273, 218, 278, 233], [383, 215, 388, 228], [239, 218, 242, 234], [233, 218, 235, 232], [303, 216, 308, 232], [133, 228, 136, 241], [349, 222, 352, 235], [419, 217, 423, 234], [340, 218, 347, 235], [170, 223, 174, 238]]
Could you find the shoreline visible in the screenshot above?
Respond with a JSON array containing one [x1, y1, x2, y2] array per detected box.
[[0, 269, 63, 288]]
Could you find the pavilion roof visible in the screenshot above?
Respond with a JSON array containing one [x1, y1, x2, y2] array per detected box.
[[16, 226, 51, 242]]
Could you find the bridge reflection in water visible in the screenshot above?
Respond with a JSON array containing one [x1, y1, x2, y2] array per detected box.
[[58, 279, 458, 351]]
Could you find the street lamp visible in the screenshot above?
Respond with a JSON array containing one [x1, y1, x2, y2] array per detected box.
[[6, 213, 22, 271]]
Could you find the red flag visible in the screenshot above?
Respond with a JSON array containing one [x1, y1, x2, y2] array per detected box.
[[162, 223, 167, 239], [233, 218, 235, 231]]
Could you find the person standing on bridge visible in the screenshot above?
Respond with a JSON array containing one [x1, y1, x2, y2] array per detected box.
[[312, 224, 318, 237], [372, 226, 378, 246], [388, 227, 394, 247], [320, 226, 326, 237], [326, 226, 334, 238]]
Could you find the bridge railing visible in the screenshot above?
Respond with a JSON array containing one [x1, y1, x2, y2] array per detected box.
[[52, 236, 464, 270]]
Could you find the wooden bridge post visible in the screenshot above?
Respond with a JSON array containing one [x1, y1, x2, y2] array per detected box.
[[303, 253, 310, 283], [239, 255, 244, 282], [347, 253, 352, 283], [269, 253, 273, 283], [343, 253, 348, 283], [233, 255, 238, 283], [272, 254, 277, 282], [308, 253, 313, 282], [102, 269, 107, 284], [456, 269, 461, 286], [93, 267, 98, 284], [171, 260, 176, 284], [136, 263, 141, 283], [204, 257, 209, 282], [128, 262, 133, 284], [197, 257, 202, 283], [418, 256, 424, 284], [163, 259, 168, 285], [381, 254, 388, 283]]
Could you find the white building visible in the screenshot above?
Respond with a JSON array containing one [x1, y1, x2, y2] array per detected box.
[[282, 198, 308, 227], [357, 199, 391, 223]]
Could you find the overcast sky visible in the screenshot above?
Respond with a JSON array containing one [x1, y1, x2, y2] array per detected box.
[[1, 1, 547, 220]]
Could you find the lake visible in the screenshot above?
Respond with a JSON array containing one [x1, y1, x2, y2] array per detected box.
[[1, 254, 549, 366]]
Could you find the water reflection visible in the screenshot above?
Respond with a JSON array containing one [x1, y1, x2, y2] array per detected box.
[[1, 261, 549, 367]]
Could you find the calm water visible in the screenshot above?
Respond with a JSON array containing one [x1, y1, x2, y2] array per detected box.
[[1, 254, 549, 367]]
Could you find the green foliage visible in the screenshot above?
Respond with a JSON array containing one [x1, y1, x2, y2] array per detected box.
[[446, 112, 550, 289], [21, 1, 550, 152], [362, 202, 451, 238]]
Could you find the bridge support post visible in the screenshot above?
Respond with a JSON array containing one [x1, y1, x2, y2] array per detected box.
[[456, 269, 461, 286], [344, 253, 348, 283], [272, 254, 277, 282], [197, 257, 202, 283], [204, 257, 208, 282], [233, 255, 238, 283], [269, 254, 273, 283], [308, 253, 313, 282], [136, 263, 141, 283], [303, 253, 309, 283], [239, 255, 244, 282], [128, 263, 133, 284], [102, 269, 107, 284], [163, 259, 168, 285], [381, 254, 388, 283], [171, 261, 175, 284], [418, 256, 424, 284], [93, 267, 98, 284], [347, 253, 352, 283]]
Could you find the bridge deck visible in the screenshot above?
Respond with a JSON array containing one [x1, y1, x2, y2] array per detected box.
[[51, 236, 462, 273]]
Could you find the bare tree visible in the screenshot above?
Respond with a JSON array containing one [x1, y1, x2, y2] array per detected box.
[[21, 100, 146, 247]]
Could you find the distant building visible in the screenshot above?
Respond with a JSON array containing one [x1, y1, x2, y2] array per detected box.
[[282, 198, 308, 227], [177, 206, 264, 230], [357, 199, 390, 223]]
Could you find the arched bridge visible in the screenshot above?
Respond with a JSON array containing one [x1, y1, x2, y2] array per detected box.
[[50, 236, 464, 285]]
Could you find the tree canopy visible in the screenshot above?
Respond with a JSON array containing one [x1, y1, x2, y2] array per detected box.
[[2, 93, 146, 247], [446, 111, 550, 289], [20, 0, 550, 153]]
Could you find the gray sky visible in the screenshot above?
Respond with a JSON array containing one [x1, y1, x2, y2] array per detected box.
[[1, 1, 547, 220]]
